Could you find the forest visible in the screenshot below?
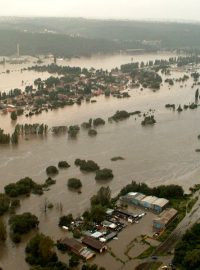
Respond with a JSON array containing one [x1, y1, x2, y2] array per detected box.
[[2, 18, 200, 56]]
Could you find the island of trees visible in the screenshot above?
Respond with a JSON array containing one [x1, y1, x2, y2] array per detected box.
[[141, 115, 156, 126], [75, 159, 100, 172], [95, 169, 114, 180], [67, 178, 82, 190]]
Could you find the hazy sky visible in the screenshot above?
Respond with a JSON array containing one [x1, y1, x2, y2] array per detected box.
[[0, 0, 200, 21]]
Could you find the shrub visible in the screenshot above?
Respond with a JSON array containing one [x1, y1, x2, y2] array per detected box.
[[73, 229, 82, 239], [141, 115, 156, 126], [9, 212, 39, 235], [74, 159, 99, 171], [110, 110, 130, 121], [25, 233, 60, 268], [88, 129, 97, 136], [95, 169, 114, 180], [0, 194, 10, 215], [46, 166, 59, 175], [58, 214, 73, 227], [10, 232, 21, 243], [11, 111, 17, 121], [111, 156, 124, 161], [58, 161, 70, 169], [0, 219, 7, 241], [68, 125, 80, 137], [4, 177, 43, 197], [93, 118, 105, 126], [44, 177, 56, 187], [67, 178, 82, 190], [69, 254, 80, 268]]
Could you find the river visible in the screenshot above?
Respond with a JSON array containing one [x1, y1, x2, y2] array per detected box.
[[1, 52, 200, 270]]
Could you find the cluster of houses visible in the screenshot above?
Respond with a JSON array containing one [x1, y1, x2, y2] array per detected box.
[[0, 68, 131, 117], [58, 207, 147, 260], [58, 191, 178, 261]]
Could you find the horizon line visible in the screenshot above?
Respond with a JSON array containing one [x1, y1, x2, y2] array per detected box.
[[0, 15, 200, 24]]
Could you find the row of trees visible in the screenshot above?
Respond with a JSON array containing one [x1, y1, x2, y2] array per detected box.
[[117, 181, 184, 200], [28, 64, 82, 76], [120, 55, 200, 73], [15, 124, 48, 135], [0, 123, 48, 145]]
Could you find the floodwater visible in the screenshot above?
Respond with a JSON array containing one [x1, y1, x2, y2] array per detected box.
[[0, 52, 200, 270]]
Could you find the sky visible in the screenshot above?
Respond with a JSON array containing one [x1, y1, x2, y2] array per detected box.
[[0, 0, 200, 21]]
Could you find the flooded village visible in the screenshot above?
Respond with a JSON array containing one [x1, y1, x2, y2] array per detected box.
[[0, 51, 200, 270], [1, 2, 200, 269]]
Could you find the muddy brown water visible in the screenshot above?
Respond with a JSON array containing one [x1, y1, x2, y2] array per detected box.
[[1, 53, 200, 270]]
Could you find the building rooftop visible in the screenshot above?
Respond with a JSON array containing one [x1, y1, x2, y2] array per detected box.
[[135, 193, 146, 201], [103, 232, 117, 242], [82, 236, 107, 251], [154, 208, 178, 225], [60, 237, 84, 253], [153, 198, 169, 208], [80, 247, 95, 260], [60, 237, 95, 260], [114, 209, 133, 217], [91, 231, 103, 238], [141, 196, 158, 204]]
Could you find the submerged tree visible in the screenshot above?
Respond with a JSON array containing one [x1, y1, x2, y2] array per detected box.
[[195, 88, 199, 103], [11, 111, 17, 121], [0, 218, 7, 241]]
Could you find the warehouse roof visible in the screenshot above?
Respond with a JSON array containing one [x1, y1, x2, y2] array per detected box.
[[154, 208, 178, 225], [135, 193, 146, 201], [141, 196, 158, 204], [153, 198, 169, 208]]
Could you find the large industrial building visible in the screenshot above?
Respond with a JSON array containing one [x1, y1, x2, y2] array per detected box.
[[120, 192, 169, 213]]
